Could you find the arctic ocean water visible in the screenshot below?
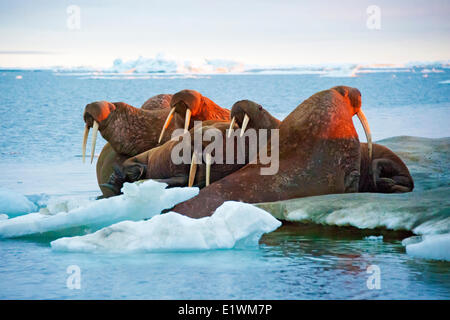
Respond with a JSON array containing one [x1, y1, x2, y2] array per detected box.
[[0, 69, 449, 299]]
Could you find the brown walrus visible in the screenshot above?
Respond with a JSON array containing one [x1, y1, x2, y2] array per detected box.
[[84, 92, 228, 197], [158, 89, 231, 143], [82, 94, 174, 163], [230, 100, 414, 194], [83, 94, 174, 197], [228, 99, 281, 135], [171, 86, 373, 218]]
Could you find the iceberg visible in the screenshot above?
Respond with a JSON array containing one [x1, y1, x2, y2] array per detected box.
[[106, 55, 245, 74], [51, 201, 282, 253], [0, 180, 198, 239], [0, 187, 37, 217]]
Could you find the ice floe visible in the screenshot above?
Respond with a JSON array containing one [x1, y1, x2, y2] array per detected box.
[[402, 234, 450, 262], [0, 180, 198, 238], [256, 188, 450, 235], [51, 201, 282, 253], [0, 187, 37, 217]]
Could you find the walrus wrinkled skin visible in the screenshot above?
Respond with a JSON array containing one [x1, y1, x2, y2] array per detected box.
[[158, 89, 230, 142], [172, 86, 371, 218], [359, 142, 414, 193]]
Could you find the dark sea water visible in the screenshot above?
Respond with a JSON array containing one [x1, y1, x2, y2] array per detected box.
[[0, 70, 449, 299]]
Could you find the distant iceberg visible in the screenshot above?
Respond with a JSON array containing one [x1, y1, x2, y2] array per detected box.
[[105, 54, 245, 74], [49, 55, 449, 76]]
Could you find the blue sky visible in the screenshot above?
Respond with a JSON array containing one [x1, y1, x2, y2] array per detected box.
[[0, 0, 449, 68]]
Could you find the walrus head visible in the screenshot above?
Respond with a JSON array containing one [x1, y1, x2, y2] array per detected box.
[[331, 86, 372, 162], [158, 89, 230, 143], [82, 101, 116, 163], [228, 100, 281, 137]]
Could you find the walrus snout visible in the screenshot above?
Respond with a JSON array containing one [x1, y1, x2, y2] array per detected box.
[[83, 101, 116, 126]]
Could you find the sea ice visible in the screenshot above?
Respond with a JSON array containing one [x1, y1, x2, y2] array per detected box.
[[402, 233, 450, 261], [257, 188, 450, 235], [0, 187, 37, 217], [0, 180, 198, 238], [51, 201, 282, 253]]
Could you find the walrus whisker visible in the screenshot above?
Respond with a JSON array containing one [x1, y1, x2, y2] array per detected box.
[[227, 117, 236, 138], [82, 124, 89, 163], [240, 113, 250, 137], [205, 152, 211, 186], [90, 120, 99, 164], [184, 109, 192, 133], [158, 107, 176, 144], [188, 152, 198, 187], [356, 110, 372, 162]]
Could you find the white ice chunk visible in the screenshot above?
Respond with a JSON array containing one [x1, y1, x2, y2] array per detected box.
[[0, 180, 198, 238], [0, 188, 37, 217], [402, 233, 450, 262], [364, 235, 383, 241], [51, 201, 282, 253]]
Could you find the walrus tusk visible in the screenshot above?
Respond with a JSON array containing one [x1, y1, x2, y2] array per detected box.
[[240, 113, 250, 137], [227, 117, 236, 138], [90, 120, 99, 164], [184, 109, 192, 133], [188, 152, 198, 187], [205, 152, 211, 186], [158, 107, 176, 144], [356, 110, 372, 162], [82, 125, 89, 163]]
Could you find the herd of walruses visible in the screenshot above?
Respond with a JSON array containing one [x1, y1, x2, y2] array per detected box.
[[82, 86, 414, 218]]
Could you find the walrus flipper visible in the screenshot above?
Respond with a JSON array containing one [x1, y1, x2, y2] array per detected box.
[[371, 158, 414, 193]]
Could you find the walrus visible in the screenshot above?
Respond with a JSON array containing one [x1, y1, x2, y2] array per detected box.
[[228, 99, 281, 136], [158, 89, 231, 143], [82, 94, 174, 197], [171, 86, 373, 218], [84, 92, 228, 197], [82, 94, 174, 163], [230, 100, 414, 194]]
